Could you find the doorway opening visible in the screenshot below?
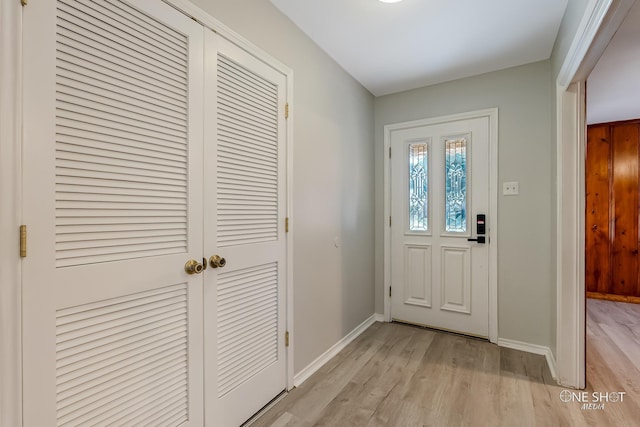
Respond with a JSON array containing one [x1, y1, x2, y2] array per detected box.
[[555, 0, 636, 391], [583, 0, 640, 409]]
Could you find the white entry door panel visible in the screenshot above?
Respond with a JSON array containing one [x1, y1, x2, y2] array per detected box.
[[203, 34, 288, 427], [390, 117, 490, 337]]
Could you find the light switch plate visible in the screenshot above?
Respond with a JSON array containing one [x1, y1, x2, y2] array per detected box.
[[503, 181, 519, 196]]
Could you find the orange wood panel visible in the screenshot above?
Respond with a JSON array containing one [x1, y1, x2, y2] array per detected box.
[[585, 125, 611, 294], [586, 291, 640, 304], [611, 124, 640, 297]]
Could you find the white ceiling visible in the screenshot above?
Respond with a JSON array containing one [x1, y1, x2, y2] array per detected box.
[[587, 0, 640, 125], [270, 0, 569, 96]]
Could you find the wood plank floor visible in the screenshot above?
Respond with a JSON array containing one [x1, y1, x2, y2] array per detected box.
[[585, 299, 640, 426], [252, 301, 640, 426]]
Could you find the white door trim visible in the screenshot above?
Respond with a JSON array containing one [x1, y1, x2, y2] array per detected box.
[[383, 108, 499, 343], [0, 0, 22, 424], [555, 80, 586, 388], [555, 0, 635, 388]]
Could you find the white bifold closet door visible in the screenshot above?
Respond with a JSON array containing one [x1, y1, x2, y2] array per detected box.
[[203, 34, 288, 427], [22, 0, 205, 425], [22, 1, 288, 426]]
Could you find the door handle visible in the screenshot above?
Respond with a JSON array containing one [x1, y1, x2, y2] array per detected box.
[[185, 259, 205, 274], [467, 236, 486, 244], [209, 255, 227, 269]]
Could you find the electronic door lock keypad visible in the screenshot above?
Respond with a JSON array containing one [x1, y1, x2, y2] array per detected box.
[[468, 214, 487, 244], [476, 214, 486, 235]]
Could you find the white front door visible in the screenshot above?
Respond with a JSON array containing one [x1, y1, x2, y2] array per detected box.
[[203, 34, 288, 427], [390, 116, 490, 337], [22, 0, 205, 425]]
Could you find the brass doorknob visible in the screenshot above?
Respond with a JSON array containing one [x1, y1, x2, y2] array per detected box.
[[209, 255, 227, 269], [185, 259, 204, 275]]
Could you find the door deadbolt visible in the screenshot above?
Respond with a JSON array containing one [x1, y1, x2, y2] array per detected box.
[[209, 255, 226, 269], [185, 259, 204, 275]]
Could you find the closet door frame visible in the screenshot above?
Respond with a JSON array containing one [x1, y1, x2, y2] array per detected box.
[[5, 6, 295, 423], [0, 0, 295, 425]]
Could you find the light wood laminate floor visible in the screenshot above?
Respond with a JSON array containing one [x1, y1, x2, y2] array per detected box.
[[253, 300, 640, 426]]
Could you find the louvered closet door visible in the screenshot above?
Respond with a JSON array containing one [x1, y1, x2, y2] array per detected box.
[[203, 33, 288, 427], [22, 1, 204, 425]]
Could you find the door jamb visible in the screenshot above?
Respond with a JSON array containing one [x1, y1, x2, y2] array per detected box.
[[555, 0, 635, 388], [383, 108, 499, 343]]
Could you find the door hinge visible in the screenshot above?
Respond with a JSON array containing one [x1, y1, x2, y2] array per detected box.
[[285, 331, 290, 347], [285, 103, 289, 119], [389, 216, 392, 227], [285, 217, 289, 233], [19, 225, 27, 258], [389, 286, 392, 297], [389, 147, 391, 158]]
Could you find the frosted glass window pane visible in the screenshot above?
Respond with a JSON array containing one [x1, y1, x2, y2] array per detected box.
[[409, 143, 428, 231], [445, 138, 467, 233]]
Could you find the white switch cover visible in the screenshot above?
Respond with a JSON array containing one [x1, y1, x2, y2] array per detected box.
[[503, 181, 519, 196]]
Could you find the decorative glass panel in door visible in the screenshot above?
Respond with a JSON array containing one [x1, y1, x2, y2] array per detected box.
[[445, 136, 468, 233], [409, 142, 429, 232]]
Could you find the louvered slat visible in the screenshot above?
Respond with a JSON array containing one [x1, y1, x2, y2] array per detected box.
[[56, 283, 189, 427], [56, 55, 187, 111], [55, 0, 189, 267], [56, 141, 186, 170], [217, 263, 278, 397], [217, 54, 279, 247]]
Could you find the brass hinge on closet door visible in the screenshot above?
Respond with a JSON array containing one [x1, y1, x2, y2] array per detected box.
[[19, 225, 27, 257], [285, 331, 290, 347], [285, 217, 289, 233], [285, 103, 289, 119]]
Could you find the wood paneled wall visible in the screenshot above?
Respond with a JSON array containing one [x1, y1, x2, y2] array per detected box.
[[586, 119, 640, 302]]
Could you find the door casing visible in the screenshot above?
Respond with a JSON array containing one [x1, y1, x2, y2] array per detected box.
[[383, 108, 499, 344]]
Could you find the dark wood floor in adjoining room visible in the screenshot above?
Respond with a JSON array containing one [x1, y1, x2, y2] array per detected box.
[[252, 304, 640, 427]]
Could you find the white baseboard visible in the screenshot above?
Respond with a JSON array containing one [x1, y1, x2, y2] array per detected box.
[[293, 313, 382, 387], [497, 338, 558, 380]]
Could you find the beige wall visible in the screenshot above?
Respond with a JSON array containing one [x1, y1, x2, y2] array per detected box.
[[188, 0, 376, 374], [374, 61, 554, 347], [552, 0, 591, 77]]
